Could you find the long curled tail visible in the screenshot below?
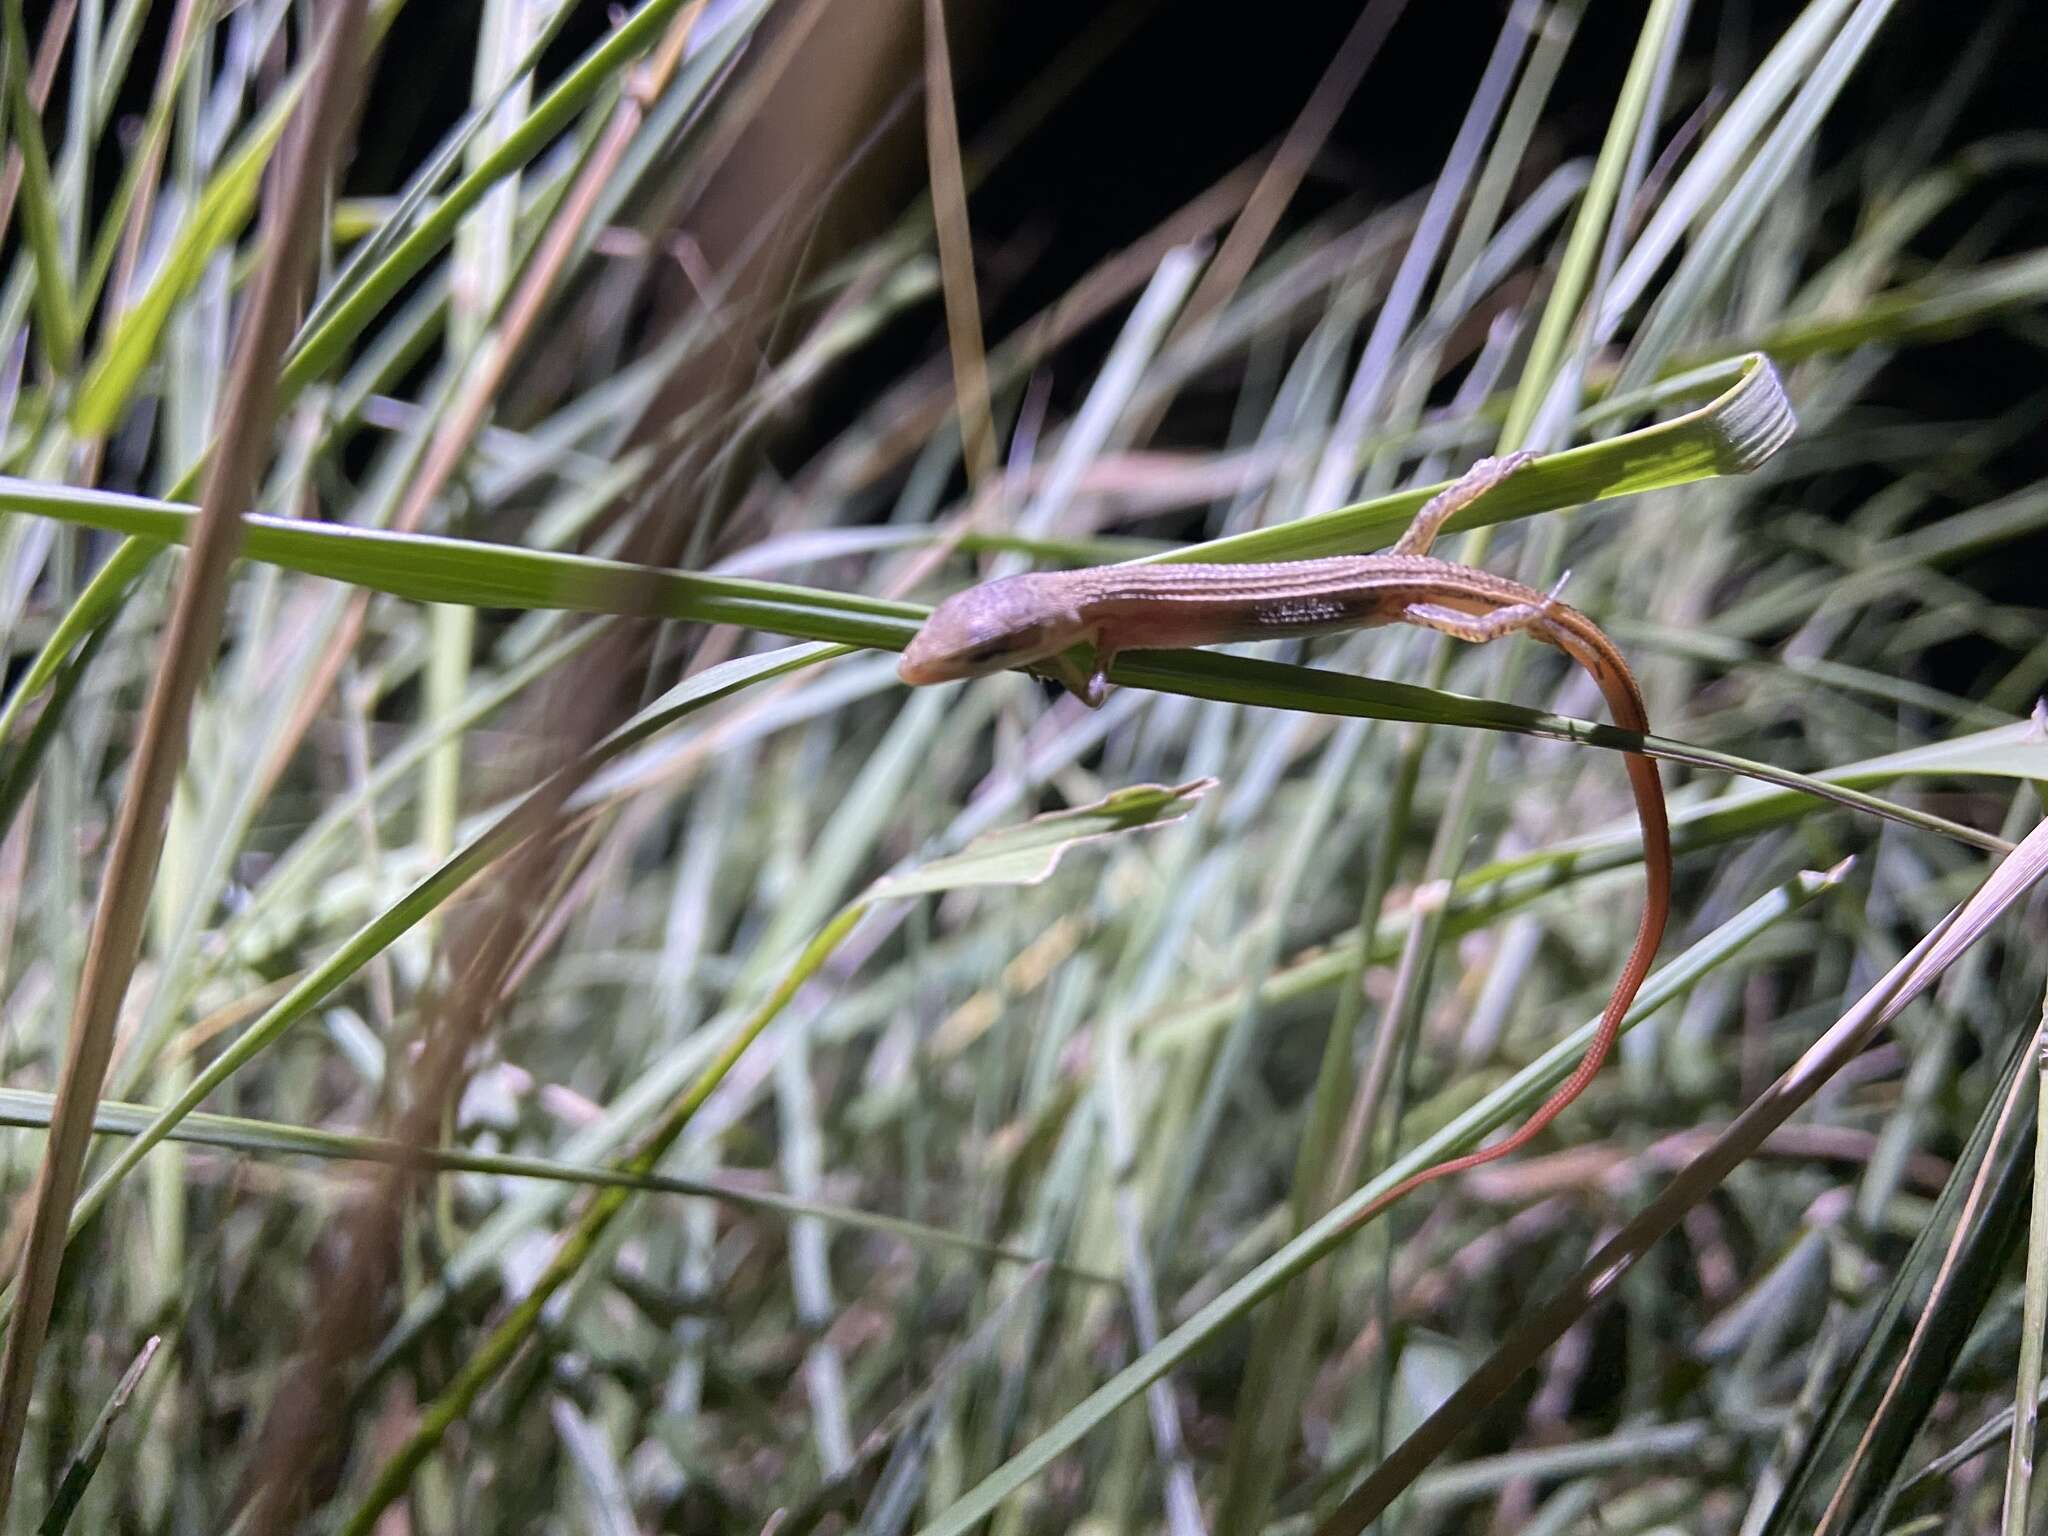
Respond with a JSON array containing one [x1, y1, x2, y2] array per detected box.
[[1332, 609, 1672, 1238]]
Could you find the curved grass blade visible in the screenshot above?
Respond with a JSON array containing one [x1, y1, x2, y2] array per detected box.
[[0, 475, 928, 643], [2, 354, 1789, 621], [0, 1089, 1108, 1285], [1139, 350, 1792, 564]]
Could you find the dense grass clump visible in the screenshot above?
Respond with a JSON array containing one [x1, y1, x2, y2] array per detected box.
[[0, 1, 2045, 1531]]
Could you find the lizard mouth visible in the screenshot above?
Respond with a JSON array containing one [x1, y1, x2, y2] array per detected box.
[[896, 651, 951, 685]]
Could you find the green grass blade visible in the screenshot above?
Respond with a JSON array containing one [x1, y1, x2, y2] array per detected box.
[[2005, 988, 2048, 1531], [2, 0, 78, 371], [277, 0, 766, 404], [34, 1335, 160, 1536], [1149, 351, 1792, 564], [0, 536, 159, 751], [68, 86, 294, 436], [13, 356, 1792, 593]]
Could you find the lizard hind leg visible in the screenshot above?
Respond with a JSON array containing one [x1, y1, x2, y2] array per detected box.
[[1401, 597, 1555, 646], [1402, 570, 1572, 647]]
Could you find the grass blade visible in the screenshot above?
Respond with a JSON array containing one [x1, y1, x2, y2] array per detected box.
[[34, 1335, 160, 1536], [1319, 812, 2048, 1533], [0, 5, 366, 1513], [337, 779, 1212, 1532]]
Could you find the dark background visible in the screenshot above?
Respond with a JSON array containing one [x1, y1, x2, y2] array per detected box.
[[347, 1, 2046, 371], [352, 0, 2047, 683], [79, 0, 2047, 484], [66, 0, 2048, 671]]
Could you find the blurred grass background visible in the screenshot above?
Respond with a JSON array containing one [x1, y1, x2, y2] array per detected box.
[[0, 0, 2047, 1531]]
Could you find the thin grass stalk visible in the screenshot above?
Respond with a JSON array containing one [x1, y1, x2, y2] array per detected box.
[[1158, 0, 1409, 373], [1213, 335, 1523, 1536], [1101, 972, 1207, 1536], [2004, 988, 2048, 1531], [920, 0, 995, 489], [0, 0, 366, 1515], [84, 0, 209, 333], [34, 1334, 159, 1536], [0, 1084, 1109, 1278], [66, 2, 391, 443], [778, 998, 857, 1476], [805, 156, 1262, 504], [1501, 0, 1689, 452], [424, 0, 542, 950], [1817, 1017, 2041, 1535]]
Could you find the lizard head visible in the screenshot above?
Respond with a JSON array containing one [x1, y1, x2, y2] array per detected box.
[[897, 574, 1089, 686]]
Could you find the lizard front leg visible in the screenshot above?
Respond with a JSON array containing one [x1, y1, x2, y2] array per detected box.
[[1042, 643, 1115, 708]]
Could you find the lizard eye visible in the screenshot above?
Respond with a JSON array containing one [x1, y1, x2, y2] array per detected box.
[[960, 623, 1045, 668]]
